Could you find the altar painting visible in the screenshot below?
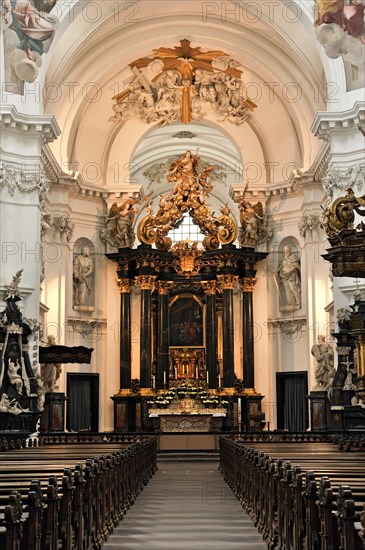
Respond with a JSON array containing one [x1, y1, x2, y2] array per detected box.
[[169, 295, 204, 347]]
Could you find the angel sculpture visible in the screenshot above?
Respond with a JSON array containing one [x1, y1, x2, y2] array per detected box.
[[100, 200, 138, 249], [238, 198, 265, 247]]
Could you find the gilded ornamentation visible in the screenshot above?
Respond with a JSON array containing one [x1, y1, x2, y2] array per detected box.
[[136, 275, 156, 291], [171, 242, 203, 278], [137, 151, 238, 251], [110, 39, 256, 127], [201, 281, 217, 295], [117, 278, 133, 293], [240, 278, 257, 293], [217, 274, 239, 290], [157, 281, 173, 295], [321, 188, 365, 241], [143, 159, 226, 186]]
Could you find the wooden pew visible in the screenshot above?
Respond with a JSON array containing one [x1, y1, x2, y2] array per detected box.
[[219, 438, 365, 550], [0, 437, 157, 550]]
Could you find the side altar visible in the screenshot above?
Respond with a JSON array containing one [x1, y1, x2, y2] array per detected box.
[[106, 151, 268, 433]]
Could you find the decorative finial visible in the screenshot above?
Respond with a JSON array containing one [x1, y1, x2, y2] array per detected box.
[[5, 269, 23, 300]]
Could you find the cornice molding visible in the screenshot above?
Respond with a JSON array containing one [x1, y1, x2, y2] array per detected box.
[[0, 106, 60, 143], [311, 101, 365, 140]]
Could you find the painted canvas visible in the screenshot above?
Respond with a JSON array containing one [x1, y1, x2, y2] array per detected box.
[[169, 296, 204, 347]]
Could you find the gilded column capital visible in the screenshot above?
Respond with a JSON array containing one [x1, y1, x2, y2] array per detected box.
[[240, 278, 257, 293], [136, 275, 156, 291], [117, 278, 133, 293], [157, 281, 173, 295], [201, 281, 217, 295], [217, 274, 238, 290]]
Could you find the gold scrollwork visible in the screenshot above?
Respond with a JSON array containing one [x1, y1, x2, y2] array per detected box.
[[217, 274, 239, 290], [240, 277, 257, 293], [135, 275, 156, 291], [201, 281, 217, 295], [158, 281, 173, 295], [117, 278, 133, 293], [321, 188, 365, 240], [137, 151, 238, 251], [171, 242, 203, 278], [137, 214, 156, 245]]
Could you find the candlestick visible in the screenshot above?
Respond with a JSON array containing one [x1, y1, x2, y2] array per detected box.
[[152, 375, 155, 389], [206, 371, 209, 386], [218, 374, 221, 388], [196, 367, 199, 380], [174, 367, 177, 379], [163, 372, 166, 385]]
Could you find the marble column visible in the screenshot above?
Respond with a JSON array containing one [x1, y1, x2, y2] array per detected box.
[[136, 276, 156, 388], [240, 278, 257, 390], [118, 279, 133, 390], [218, 275, 238, 388], [157, 282, 172, 389], [202, 281, 218, 388]]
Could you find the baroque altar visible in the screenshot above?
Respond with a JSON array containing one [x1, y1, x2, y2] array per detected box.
[[106, 151, 268, 433]]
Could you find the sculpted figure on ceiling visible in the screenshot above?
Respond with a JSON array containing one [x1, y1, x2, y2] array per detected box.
[[314, 0, 365, 71], [110, 40, 256, 127]]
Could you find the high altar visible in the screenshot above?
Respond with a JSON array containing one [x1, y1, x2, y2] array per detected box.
[[108, 151, 267, 433]]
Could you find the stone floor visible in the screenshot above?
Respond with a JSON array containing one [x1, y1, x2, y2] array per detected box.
[[102, 458, 266, 550]]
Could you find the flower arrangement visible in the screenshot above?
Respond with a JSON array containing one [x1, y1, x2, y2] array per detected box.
[[200, 393, 228, 409], [154, 395, 170, 408]]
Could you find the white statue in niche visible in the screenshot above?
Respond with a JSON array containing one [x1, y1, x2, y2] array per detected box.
[[73, 246, 94, 307], [311, 335, 335, 390], [40, 335, 62, 393], [278, 245, 301, 309]]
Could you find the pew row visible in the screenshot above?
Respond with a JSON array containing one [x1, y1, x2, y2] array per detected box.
[[0, 437, 157, 550], [220, 438, 365, 550]]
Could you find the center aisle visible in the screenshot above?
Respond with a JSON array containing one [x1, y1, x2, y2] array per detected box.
[[102, 459, 266, 550]]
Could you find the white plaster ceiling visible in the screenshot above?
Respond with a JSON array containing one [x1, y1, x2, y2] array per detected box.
[[40, 0, 337, 196]]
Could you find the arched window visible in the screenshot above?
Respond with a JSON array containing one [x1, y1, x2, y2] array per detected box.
[[169, 216, 204, 244]]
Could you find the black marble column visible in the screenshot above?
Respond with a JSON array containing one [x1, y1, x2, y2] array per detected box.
[[119, 279, 132, 389], [157, 282, 171, 389], [138, 276, 155, 388], [241, 278, 257, 390], [218, 275, 237, 388], [202, 282, 218, 388]]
